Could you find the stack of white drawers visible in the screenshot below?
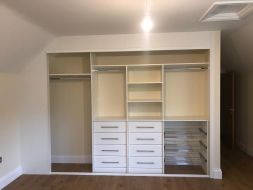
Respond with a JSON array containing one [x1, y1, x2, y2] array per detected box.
[[128, 122, 163, 174], [93, 121, 163, 174], [93, 122, 127, 173]]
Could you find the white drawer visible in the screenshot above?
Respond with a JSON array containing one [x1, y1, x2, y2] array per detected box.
[[128, 122, 162, 133], [129, 168, 162, 174], [94, 156, 126, 168], [129, 145, 162, 157], [93, 168, 126, 173], [129, 133, 162, 145], [94, 145, 126, 156], [94, 122, 126, 132], [94, 133, 126, 145], [129, 157, 162, 169]]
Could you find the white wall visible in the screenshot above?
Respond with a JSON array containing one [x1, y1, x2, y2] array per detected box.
[[0, 73, 20, 178], [0, 2, 53, 180], [17, 32, 221, 178], [222, 18, 253, 156], [18, 52, 52, 174]]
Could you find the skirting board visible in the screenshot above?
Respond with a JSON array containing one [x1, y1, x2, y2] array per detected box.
[[211, 168, 222, 179], [237, 142, 253, 157], [0, 166, 22, 189], [51, 155, 92, 164]]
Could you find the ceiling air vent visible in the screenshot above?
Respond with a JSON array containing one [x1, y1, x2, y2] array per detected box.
[[200, 1, 253, 22]]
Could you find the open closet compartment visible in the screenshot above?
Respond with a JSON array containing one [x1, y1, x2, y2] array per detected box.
[[92, 65, 127, 121], [163, 57, 210, 175], [48, 53, 92, 173], [91, 55, 127, 173], [127, 65, 163, 121], [164, 121, 208, 174]]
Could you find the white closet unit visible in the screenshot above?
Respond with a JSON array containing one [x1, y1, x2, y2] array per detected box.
[[47, 48, 213, 176], [91, 50, 210, 175]]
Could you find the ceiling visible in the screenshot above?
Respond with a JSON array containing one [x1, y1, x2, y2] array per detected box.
[[1, 0, 253, 35]]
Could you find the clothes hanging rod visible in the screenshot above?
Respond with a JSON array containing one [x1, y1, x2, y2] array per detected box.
[[50, 77, 91, 80], [164, 67, 207, 72]]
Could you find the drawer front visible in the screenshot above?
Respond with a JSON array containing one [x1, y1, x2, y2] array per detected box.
[[129, 145, 162, 157], [128, 122, 162, 133], [94, 156, 126, 168], [129, 133, 162, 145], [129, 157, 162, 169], [94, 133, 126, 145], [129, 168, 162, 174], [94, 122, 126, 133], [94, 145, 126, 156], [93, 167, 126, 173]]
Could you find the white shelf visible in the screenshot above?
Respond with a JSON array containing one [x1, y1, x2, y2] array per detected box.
[[93, 116, 127, 121], [128, 99, 162, 103], [128, 82, 162, 85], [164, 116, 209, 121]]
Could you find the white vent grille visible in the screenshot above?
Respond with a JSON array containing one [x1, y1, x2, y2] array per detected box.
[[200, 1, 253, 22]]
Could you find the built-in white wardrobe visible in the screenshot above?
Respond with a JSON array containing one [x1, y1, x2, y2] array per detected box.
[[48, 50, 210, 175]]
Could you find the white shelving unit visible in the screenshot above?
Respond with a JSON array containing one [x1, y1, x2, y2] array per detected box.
[[91, 50, 210, 175], [48, 49, 211, 176]]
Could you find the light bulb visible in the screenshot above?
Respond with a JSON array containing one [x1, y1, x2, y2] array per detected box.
[[141, 16, 153, 32]]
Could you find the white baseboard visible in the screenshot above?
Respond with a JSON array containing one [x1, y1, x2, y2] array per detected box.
[[51, 155, 92, 164], [211, 168, 222, 179], [0, 166, 23, 189], [237, 142, 253, 157]]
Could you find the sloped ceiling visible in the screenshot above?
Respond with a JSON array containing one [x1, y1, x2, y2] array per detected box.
[[0, 3, 53, 72]]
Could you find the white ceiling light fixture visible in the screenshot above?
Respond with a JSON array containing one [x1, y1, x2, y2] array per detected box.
[[200, 1, 253, 22], [141, 0, 153, 33]]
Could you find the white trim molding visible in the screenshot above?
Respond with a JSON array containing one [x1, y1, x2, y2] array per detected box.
[[0, 166, 23, 189], [211, 168, 222, 179], [51, 155, 92, 164]]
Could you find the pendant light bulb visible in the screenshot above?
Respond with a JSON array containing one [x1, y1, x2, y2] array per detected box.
[[141, 16, 153, 32]]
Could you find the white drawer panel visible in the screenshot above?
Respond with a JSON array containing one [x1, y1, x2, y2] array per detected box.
[[94, 133, 126, 145], [129, 168, 162, 174], [94, 145, 126, 156], [94, 156, 126, 168], [94, 122, 126, 132], [93, 168, 126, 173], [129, 157, 162, 169], [129, 145, 162, 157], [129, 133, 162, 145], [128, 122, 162, 133]]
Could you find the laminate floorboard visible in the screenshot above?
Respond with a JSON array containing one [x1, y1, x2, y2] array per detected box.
[[164, 165, 206, 175], [4, 146, 253, 190], [51, 163, 92, 173]]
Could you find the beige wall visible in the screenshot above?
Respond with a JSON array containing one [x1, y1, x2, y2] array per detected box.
[[0, 2, 53, 180], [222, 17, 253, 156], [235, 72, 253, 155], [18, 52, 51, 174], [0, 73, 20, 178]]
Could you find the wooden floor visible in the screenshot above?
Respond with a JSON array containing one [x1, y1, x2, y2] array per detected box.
[[4, 147, 253, 190], [51, 163, 92, 173], [165, 165, 205, 175]]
